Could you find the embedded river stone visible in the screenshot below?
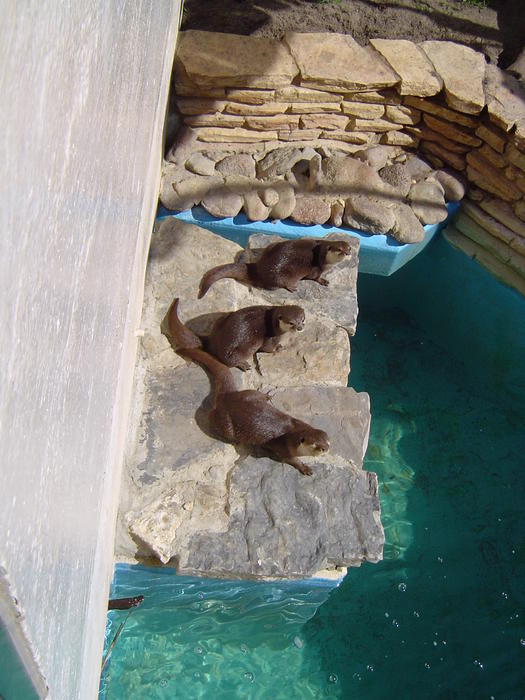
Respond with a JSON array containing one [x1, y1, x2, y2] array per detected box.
[[344, 193, 396, 234], [408, 180, 448, 225]]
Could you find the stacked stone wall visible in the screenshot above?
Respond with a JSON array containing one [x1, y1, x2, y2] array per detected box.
[[164, 31, 525, 296]]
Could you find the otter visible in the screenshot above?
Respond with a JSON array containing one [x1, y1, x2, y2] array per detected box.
[[167, 298, 305, 371], [169, 316, 329, 475], [198, 238, 351, 298]]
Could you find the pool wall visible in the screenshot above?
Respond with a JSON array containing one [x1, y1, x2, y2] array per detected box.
[[358, 234, 525, 404]]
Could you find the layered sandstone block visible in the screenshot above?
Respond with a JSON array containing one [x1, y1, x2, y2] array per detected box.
[[165, 30, 525, 295]]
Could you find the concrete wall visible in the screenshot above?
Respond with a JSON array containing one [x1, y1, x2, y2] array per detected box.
[[0, 2, 180, 698]]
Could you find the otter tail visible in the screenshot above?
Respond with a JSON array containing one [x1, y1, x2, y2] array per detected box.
[[177, 347, 238, 395], [198, 262, 251, 299], [167, 298, 203, 350]]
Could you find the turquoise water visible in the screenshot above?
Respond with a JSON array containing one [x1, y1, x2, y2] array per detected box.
[[102, 252, 525, 699]]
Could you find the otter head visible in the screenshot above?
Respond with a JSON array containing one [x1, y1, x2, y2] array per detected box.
[[274, 305, 306, 334], [290, 428, 329, 457], [324, 240, 351, 265]]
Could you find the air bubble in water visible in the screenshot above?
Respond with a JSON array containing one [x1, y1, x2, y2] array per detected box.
[[398, 583, 407, 592], [384, 612, 390, 618], [474, 659, 484, 669], [294, 636, 303, 649], [194, 646, 203, 655], [193, 671, 201, 680], [328, 674, 338, 684], [352, 672, 362, 681], [413, 610, 420, 618], [520, 638, 525, 646], [243, 672, 254, 683], [502, 592, 508, 599], [160, 679, 167, 687], [392, 619, 399, 628], [366, 664, 375, 672], [197, 592, 204, 600], [424, 662, 430, 669], [240, 644, 248, 654]]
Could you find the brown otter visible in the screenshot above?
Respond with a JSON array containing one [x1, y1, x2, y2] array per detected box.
[[167, 298, 305, 371], [198, 238, 351, 298], [169, 317, 329, 475]]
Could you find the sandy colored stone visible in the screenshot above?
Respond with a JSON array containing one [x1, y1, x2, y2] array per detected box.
[[343, 89, 402, 105], [408, 180, 448, 225], [266, 179, 296, 219], [410, 126, 470, 154], [300, 114, 349, 131], [385, 104, 421, 125], [285, 31, 399, 92], [390, 202, 425, 243], [291, 195, 331, 225], [420, 40, 485, 114], [466, 164, 522, 202], [505, 165, 525, 195], [379, 163, 412, 197], [166, 174, 222, 211], [278, 129, 322, 141], [321, 131, 375, 144], [225, 102, 289, 116], [242, 189, 271, 221], [194, 127, 278, 143], [474, 123, 507, 154], [435, 170, 466, 201], [274, 85, 342, 103], [342, 102, 385, 119], [381, 131, 420, 147], [175, 30, 299, 89], [184, 113, 245, 128], [177, 98, 229, 116], [245, 115, 300, 130], [477, 143, 508, 169], [513, 201, 525, 222], [423, 114, 482, 147], [202, 187, 244, 218], [478, 198, 525, 238], [288, 102, 344, 114], [454, 213, 525, 279], [344, 193, 396, 234], [185, 152, 217, 176], [506, 143, 525, 172], [484, 64, 525, 132], [443, 226, 525, 297], [467, 151, 522, 199], [225, 89, 276, 104], [176, 85, 227, 98], [353, 145, 401, 170], [403, 96, 478, 128], [216, 154, 256, 178], [353, 118, 403, 133], [462, 200, 517, 245], [370, 38, 442, 96], [321, 154, 391, 196], [257, 146, 317, 178]]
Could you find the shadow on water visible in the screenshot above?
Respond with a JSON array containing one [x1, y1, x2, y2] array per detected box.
[[298, 294, 525, 698]]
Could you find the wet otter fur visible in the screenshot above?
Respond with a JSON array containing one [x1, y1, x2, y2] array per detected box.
[[198, 238, 351, 298], [169, 315, 329, 475], [167, 298, 305, 371]]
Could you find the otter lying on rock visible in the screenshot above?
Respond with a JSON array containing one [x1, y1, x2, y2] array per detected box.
[[167, 298, 305, 371], [168, 310, 329, 475], [198, 237, 351, 298]]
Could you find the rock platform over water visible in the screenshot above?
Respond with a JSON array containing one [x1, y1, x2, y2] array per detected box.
[[115, 219, 384, 579]]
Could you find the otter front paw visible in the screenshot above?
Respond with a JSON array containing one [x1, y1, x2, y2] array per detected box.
[[297, 463, 313, 476], [237, 361, 252, 371], [318, 278, 329, 287], [285, 285, 298, 293], [274, 343, 283, 352]]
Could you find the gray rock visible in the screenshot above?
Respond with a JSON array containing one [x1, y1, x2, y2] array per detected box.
[[408, 181, 448, 225], [216, 153, 256, 178], [321, 155, 389, 198], [257, 146, 318, 179], [390, 202, 425, 243], [268, 180, 296, 220], [344, 194, 396, 234], [330, 200, 345, 227], [185, 152, 217, 176], [403, 154, 434, 182], [353, 145, 397, 171], [202, 186, 243, 218], [379, 163, 412, 197], [261, 188, 279, 208], [291, 195, 331, 225], [434, 169, 466, 202], [243, 189, 271, 221], [116, 220, 384, 577], [162, 173, 222, 212]]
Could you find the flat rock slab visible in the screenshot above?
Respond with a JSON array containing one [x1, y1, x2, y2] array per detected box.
[[370, 39, 442, 97], [175, 30, 299, 89], [284, 32, 399, 92], [116, 218, 384, 579]]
